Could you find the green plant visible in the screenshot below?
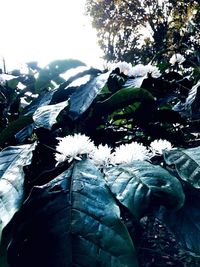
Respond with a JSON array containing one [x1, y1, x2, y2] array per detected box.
[[0, 58, 200, 266]]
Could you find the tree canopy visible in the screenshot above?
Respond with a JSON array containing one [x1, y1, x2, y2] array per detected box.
[[86, 0, 200, 64]]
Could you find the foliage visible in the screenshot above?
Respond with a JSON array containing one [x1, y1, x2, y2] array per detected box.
[[0, 143, 36, 242], [0, 57, 200, 266], [7, 159, 138, 267], [85, 0, 200, 64]]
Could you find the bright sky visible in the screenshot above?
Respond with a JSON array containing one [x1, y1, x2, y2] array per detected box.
[[0, 0, 104, 71]]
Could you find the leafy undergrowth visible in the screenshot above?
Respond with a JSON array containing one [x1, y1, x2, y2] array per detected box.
[[137, 217, 200, 267]]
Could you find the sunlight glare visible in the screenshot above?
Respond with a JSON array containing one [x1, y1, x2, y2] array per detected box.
[[0, 0, 104, 71]]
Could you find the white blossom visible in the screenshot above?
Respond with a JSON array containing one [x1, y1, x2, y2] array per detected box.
[[111, 142, 151, 165], [90, 144, 112, 167], [169, 53, 185, 65], [145, 65, 161, 78], [131, 64, 161, 78], [150, 139, 172, 155], [112, 61, 134, 76], [55, 134, 96, 164]]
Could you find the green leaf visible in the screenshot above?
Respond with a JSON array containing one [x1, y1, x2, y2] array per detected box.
[[7, 159, 138, 267], [7, 78, 19, 89], [105, 161, 185, 219], [69, 71, 110, 120], [0, 114, 33, 147], [0, 143, 36, 242], [95, 87, 155, 115], [164, 146, 200, 188], [33, 100, 69, 130], [35, 59, 86, 92]]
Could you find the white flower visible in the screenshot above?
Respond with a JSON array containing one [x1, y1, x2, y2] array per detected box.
[[150, 139, 172, 155], [131, 64, 161, 78], [55, 133, 96, 164], [111, 142, 151, 165], [112, 61, 133, 76], [169, 53, 185, 65], [145, 65, 161, 78], [90, 144, 112, 167]]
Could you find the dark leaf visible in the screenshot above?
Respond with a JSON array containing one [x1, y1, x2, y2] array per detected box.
[[162, 71, 183, 81], [94, 87, 154, 115], [15, 124, 35, 143], [33, 100, 69, 130], [0, 143, 36, 242], [7, 159, 138, 267], [50, 67, 101, 104], [105, 161, 185, 219], [107, 68, 126, 92], [69, 71, 110, 120], [164, 146, 200, 188], [0, 115, 33, 147], [22, 90, 55, 115], [153, 109, 184, 124], [35, 59, 86, 92], [26, 61, 41, 71]]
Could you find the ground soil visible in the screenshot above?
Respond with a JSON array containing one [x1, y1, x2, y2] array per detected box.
[[137, 217, 200, 267]]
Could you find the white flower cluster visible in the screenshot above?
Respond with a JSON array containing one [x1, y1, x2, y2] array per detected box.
[[150, 139, 172, 155], [169, 53, 185, 65], [112, 61, 133, 76], [111, 61, 161, 78], [111, 142, 151, 164], [131, 64, 161, 78], [91, 144, 112, 167], [55, 134, 96, 164], [55, 134, 172, 167]]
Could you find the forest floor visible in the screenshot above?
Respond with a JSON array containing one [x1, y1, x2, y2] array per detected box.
[[137, 217, 200, 267]]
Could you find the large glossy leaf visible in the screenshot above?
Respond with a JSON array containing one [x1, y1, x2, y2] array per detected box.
[[35, 59, 86, 92], [94, 87, 154, 115], [69, 71, 110, 120], [33, 100, 69, 130], [164, 146, 200, 188], [174, 80, 200, 118], [157, 186, 200, 255], [185, 80, 200, 118], [15, 90, 54, 142], [15, 124, 35, 143], [23, 89, 56, 115], [105, 161, 185, 219], [7, 159, 138, 267], [50, 67, 100, 104], [0, 143, 36, 242]]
